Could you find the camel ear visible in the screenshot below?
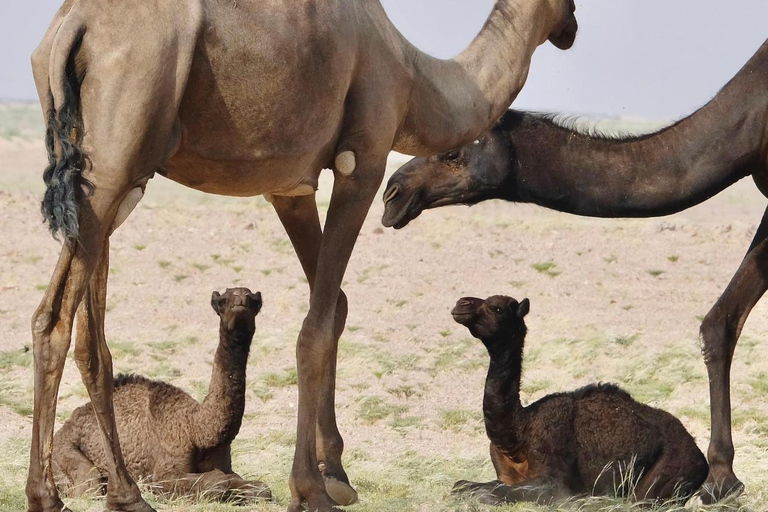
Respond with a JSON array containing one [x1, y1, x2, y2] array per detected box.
[[247, 291, 263, 315], [517, 298, 530, 319], [211, 291, 224, 315]]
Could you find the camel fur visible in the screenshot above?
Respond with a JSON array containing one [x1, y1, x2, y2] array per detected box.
[[52, 288, 270, 504], [451, 295, 708, 506]]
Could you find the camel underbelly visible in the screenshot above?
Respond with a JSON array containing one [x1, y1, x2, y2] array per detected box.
[[164, 150, 324, 197]]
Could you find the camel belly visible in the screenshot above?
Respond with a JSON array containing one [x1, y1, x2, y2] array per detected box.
[[164, 151, 323, 197]]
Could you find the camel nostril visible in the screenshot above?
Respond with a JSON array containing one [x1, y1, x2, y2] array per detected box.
[[383, 184, 400, 204], [459, 299, 472, 307]]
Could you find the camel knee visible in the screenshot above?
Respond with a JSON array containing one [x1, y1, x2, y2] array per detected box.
[[31, 305, 55, 340], [699, 311, 737, 363], [32, 308, 71, 373], [333, 291, 348, 338]]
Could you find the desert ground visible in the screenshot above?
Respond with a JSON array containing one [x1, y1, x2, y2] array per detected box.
[[1, 102, 767, 512]]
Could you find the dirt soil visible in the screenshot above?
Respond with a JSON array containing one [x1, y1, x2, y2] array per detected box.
[[2, 119, 768, 511]]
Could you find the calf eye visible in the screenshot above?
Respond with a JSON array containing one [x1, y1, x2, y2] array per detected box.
[[444, 149, 460, 161]]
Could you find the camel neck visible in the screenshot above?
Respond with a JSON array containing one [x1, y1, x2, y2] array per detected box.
[[503, 42, 768, 217], [483, 338, 525, 453], [193, 326, 252, 450], [394, 0, 558, 155]]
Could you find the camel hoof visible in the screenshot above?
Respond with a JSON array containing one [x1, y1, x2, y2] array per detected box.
[[288, 494, 343, 512], [694, 477, 744, 505], [25, 495, 71, 512], [324, 477, 358, 506], [104, 497, 157, 512]]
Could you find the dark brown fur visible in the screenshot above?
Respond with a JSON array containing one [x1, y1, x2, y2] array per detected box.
[[52, 288, 270, 503], [450, 295, 708, 506]]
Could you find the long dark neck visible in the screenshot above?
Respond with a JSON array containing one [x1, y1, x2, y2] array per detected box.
[[193, 326, 251, 449], [503, 41, 768, 218], [483, 336, 525, 453]]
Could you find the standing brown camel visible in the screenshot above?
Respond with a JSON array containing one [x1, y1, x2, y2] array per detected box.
[[382, 38, 768, 504], [29, 1, 577, 511]]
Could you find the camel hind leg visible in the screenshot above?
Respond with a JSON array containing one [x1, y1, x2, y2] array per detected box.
[[27, 3, 200, 510], [52, 428, 104, 498], [633, 446, 708, 503], [452, 477, 569, 506]]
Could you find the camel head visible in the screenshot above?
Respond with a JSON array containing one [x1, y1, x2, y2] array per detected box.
[[382, 117, 514, 229], [211, 287, 263, 335], [548, 0, 578, 50], [451, 295, 529, 348]]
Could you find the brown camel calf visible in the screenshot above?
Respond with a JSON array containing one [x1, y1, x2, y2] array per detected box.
[[451, 295, 708, 506], [52, 288, 271, 504]]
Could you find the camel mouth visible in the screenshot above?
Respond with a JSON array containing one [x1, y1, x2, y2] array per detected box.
[[381, 187, 425, 230], [451, 311, 475, 326], [451, 301, 477, 325]]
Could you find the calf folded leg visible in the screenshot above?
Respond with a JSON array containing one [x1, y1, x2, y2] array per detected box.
[[156, 470, 271, 503], [453, 477, 569, 506]]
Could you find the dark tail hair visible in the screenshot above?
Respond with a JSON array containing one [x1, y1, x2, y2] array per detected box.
[[41, 35, 90, 242]]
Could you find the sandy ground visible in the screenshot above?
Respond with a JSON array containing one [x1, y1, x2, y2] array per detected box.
[[2, 113, 768, 511]]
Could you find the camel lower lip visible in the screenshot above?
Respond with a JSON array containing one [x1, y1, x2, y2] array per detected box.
[[451, 312, 473, 324], [382, 194, 422, 229]]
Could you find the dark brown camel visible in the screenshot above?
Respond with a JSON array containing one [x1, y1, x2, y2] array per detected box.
[[30, 1, 577, 511], [382, 38, 768, 504], [52, 288, 270, 503], [450, 295, 708, 506]]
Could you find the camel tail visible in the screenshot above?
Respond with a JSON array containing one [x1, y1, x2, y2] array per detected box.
[[40, 15, 89, 242]]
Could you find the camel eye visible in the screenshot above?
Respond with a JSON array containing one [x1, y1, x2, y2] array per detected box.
[[490, 306, 502, 314], [444, 149, 460, 161]]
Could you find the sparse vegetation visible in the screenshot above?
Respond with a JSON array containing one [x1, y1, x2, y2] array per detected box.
[[262, 368, 298, 388], [532, 261, 561, 277], [4, 110, 768, 510]]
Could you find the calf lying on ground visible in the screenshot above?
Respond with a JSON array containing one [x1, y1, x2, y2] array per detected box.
[[451, 294, 708, 505], [53, 288, 271, 503]]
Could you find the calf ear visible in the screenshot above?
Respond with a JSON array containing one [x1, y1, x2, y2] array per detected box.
[[517, 298, 530, 319], [211, 291, 223, 315], [247, 291, 263, 315]]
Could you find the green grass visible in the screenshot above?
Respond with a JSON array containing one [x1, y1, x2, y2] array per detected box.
[[261, 368, 298, 388], [356, 397, 407, 424], [438, 408, 476, 432], [612, 333, 641, 347], [0, 347, 32, 370], [0, 382, 33, 417], [532, 261, 561, 277]]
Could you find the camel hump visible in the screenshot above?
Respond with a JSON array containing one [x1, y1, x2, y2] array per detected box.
[[113, 373, 152, 389], [571, 382, 631, 401]]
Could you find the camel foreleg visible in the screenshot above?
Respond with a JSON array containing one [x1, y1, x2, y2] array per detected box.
[[697, 205, 768, 503], [272, 194, 356, 506], [287, 150, 387, 512]]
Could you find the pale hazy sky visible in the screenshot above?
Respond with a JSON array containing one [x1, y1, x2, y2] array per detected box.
[[2, 1, 767, 118]]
